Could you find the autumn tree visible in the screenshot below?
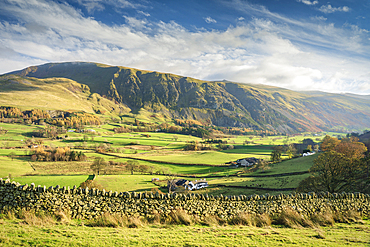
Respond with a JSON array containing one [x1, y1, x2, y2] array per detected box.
[[320, 135, 340, 151], [334, 137, 367, 159], [297, 151, 367, 193]]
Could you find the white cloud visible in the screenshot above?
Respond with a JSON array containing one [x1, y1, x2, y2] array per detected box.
[[310, 16, 327, 21], [77, 0, 139, 12], [123, 16, 149, 30], [0, 0, 369, 94], [297, 0, 318, 6], [204, 16, 217, 24], [318, 4, 350, 14], [137, 10, 150, 16]]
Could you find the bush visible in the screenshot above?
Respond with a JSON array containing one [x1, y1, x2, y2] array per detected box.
[[79, 180, 105, 190]]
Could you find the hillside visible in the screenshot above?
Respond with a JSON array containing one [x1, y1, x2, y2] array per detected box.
[[3, 62, 370, 133]]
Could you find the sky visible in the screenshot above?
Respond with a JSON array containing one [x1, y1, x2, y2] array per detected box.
[[0, 0, 370, 94]]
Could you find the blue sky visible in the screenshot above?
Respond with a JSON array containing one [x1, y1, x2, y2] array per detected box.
[[0, 0, 369, 94]]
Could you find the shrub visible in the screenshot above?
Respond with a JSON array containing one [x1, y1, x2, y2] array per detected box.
[[79, 180, 105, 190]]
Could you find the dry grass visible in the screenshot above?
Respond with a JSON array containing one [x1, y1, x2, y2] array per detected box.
[[168, 210, 194, 225], [86, 212, 146, 228], [333, 209, 363, 223], [86, 212, 128, 227], [20, 210, 56, 226], [128, 216, 146, 228], [228, 212, 271, 227], [0, 209, 72, 226], [309, 209, 335, 227], [203, 215, 225, 226], [0, 206, 366, 231], [273, 208, 314, 228]]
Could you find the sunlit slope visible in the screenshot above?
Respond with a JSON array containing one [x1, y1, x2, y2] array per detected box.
[[8, 62, 370, 132], [0, 74, 129, 114]]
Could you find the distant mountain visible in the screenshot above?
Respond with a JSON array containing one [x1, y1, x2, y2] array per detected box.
[[3, 62, 370, 133]]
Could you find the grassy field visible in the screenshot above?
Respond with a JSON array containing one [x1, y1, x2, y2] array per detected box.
[[10, 175, 88, 188], [139, 151, 255, 165], [209, 173, 310, 188], [0, 121, 321, 196], [94, 174, 168, 192], [0, 156, 33, 178], [1, 218, 369, 247], [249, 153, 318, 175]]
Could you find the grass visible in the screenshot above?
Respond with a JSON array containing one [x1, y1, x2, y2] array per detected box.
[[0, 156, 33, 178], [30, 161, 93, 175], [142, 151, 254, 165], [10, 175, 88, 188], [94, 174, 168, 192], [0, 76, 127, 115], [251, 154, 318, 175], [0, 121, 319, 196], [0, 211, 369, 246], [208, 173, 310, 189]]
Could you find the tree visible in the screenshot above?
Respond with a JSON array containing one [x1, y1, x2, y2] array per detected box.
[[166, 173, 177, 193], [8, 151, 16, 161], [90, 157, 107, 175], [320, 135, 340, 151], [334, 137, 367, 159], [270, 146, 283, 163], [286, 144, 297, 159], [297, 151, 366, 193], [138, 165, 150, 174], [126, 160, 139, 175]]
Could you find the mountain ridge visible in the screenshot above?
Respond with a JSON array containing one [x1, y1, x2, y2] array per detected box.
[[3, 62, 370, 133]]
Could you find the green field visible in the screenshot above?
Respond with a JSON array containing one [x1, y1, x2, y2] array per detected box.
[[0, 156, 33, 178], [140, 151, 256, 165], [0, 121, 321, 196], [94, 174, 168, 192], [1, 218, 369, 247], [250, 153, 318, 175], [10, 175, 88, 188]]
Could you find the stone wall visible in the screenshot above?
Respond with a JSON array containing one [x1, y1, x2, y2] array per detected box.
[[1, 178, 369, 219]]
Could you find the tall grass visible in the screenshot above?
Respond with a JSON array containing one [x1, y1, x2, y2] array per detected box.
[[0, 209, 72, 226], [0, 207, 365, 229]]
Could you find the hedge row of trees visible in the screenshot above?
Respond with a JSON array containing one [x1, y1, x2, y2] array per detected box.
[[90, 157, 170, 175], [30, 146, 87, 162]]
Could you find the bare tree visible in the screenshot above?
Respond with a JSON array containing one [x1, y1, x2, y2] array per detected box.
[[166, 173, 177, 193]]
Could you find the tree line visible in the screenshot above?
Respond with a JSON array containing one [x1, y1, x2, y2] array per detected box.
[[0, 106, 101, 127]]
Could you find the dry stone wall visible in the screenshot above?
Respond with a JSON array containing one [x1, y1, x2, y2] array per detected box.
[[1, 178, 369, 219]]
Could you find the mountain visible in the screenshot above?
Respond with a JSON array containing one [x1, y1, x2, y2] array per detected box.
[[2, 62, 370, 133]]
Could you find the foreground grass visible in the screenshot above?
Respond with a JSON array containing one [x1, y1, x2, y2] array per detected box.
[[1, 218, 369, 246]]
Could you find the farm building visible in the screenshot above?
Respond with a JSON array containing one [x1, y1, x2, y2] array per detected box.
[[236, 157, 259, 167], [171, 179, 209, 191]]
